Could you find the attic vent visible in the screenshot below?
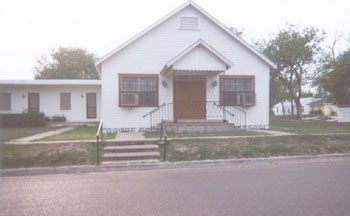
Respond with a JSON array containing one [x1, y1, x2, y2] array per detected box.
[[179, 16, 199, 30]]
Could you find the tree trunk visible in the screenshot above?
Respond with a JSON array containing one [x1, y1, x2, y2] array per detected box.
[[290, 98, 294, 119], [280, 101, 285, 116], [294, 99, 303, 119]]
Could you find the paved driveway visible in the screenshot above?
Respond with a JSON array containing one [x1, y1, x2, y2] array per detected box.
[[1, 158, 350, 216]]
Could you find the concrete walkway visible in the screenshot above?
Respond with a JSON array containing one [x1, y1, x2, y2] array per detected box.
[[113, 130, 295, 142], [6, 129, 350, 145], [10, 126, 76, 143], [255, 130, 295, 136], [116, 132, 146, 141]]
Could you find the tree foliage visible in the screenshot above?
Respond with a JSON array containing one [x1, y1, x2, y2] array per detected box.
[[312, 34, 350, 104], [324, 51, 350, 105], [260, 24, 325, 119], [34, 47, 99, 79]]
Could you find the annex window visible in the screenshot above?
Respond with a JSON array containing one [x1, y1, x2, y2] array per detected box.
[[119, 74, 158, 107], [221, 76, 255, 106], [0, 92, 11, 111], [178, 16, 200, 30], [60, 93, 71, 110]]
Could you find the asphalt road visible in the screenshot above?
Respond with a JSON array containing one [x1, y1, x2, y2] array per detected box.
[[1, 158, 350, 216]]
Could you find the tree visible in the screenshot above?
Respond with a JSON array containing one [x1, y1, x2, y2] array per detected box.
[[326, 51, 350, 105], [260, 24, 325, 119], [312, 32, 349, 100], [34, 47, 99, 79]]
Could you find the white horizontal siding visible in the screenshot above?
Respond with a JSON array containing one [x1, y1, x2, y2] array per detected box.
[[101, 5, 270, 129], [0, 85, 101, 122], [173, 45, 226, 71]]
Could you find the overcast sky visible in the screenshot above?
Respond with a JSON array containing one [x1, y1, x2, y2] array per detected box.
[[0, 0, 349, 80]]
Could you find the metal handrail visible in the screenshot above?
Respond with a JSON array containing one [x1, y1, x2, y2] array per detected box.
[[143, 101, 248, 129], [160, 121, 168, 162], [213, 102, 236, 117], [96, 119, 103, 164], [142, 103, 167, 118]]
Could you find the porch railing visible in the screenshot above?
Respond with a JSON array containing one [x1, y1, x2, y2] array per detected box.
[[160, 120, 168, 162], [143, 101, 246, 130], [96, 119, 103, 165]]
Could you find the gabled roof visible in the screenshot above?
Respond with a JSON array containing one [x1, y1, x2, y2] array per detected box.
[[160, 39, 233, 75], [308, 98, 334, 106], [96, 0, 277, 69]]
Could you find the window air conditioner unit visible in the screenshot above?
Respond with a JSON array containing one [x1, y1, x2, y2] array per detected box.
[[121, 93, 138, 106], [237, 93, 255, 106]]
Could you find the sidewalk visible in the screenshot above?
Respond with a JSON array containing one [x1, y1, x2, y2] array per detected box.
[[2, 153, 350, 176], [9, 126, 76, 143], [116, 132, 146, 141], [5, 129, 350, 145]]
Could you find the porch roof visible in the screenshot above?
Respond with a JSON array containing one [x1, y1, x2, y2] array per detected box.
[[160, 39, 233, 76]]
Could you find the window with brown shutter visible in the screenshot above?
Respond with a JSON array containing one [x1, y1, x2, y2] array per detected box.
[[0, 93, 11, 111], [60, 93, 71, 110]]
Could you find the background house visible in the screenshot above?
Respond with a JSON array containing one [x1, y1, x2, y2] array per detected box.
[[273, 97, 318, 116], [308, 98, 337, 116]]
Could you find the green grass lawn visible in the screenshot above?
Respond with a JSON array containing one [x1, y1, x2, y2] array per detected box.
[[0, 126, 105, 169], [35, 126, 116, 141], [0, 142, 103, 169], [0, 127, 60, 143], [270, 119, 350, 134], [144, 130, 269, 138], [160, 135, 350, 162]]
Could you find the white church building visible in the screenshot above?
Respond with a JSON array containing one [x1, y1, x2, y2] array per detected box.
[[0, 1, 276, 132]]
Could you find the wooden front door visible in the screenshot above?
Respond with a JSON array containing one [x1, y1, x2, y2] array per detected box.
[[174, 80, 206, 120], [86, 93, 97, 119]]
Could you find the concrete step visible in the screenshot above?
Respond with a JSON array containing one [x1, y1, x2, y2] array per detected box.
[[148, 120, 240, 133], [102, 152, 160, 161], [102, 159, 159, 165], [104, 144, 158, 153], [155, 124, 240, 133], [105, 140, 159, 146]]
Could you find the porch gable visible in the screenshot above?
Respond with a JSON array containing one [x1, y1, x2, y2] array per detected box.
[[160, 39, 233, 76]]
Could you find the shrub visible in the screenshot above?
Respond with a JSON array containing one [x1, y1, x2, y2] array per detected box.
[[0, 112, 46, 128], [51, 115, 66, 122]]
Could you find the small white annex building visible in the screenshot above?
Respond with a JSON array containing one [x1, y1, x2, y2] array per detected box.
[[0, 80, 101, 122], [0, 1, 276, 132]]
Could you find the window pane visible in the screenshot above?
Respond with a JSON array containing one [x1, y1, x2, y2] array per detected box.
[[139, 91, 156, 106], [121, 77, 138, 92], [0, 93, 11, 110], [222, 91, 236, 106], [139, 77, 156, 91], [60, 93, 71, 110]]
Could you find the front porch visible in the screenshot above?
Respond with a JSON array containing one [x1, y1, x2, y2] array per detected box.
[[143, 39, 248, 132], [143, 100, 247, 132]]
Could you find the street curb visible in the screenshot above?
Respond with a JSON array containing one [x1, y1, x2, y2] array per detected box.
[[1, 153, 350, 177]]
